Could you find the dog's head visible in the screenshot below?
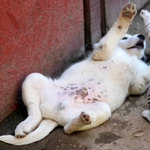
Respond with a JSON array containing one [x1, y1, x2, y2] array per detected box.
[[117, 34, 146, 59]]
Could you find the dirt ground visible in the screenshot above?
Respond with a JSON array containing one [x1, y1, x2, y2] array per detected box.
[[1, 2, 150, 150]]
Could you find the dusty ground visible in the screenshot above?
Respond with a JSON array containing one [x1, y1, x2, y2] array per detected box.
[[1, 2, 150, 150]]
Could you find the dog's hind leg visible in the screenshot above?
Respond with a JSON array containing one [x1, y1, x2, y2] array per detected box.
[[15, 73, 50, 138], [64, 102, 111, 134], [91, 2, 137, 61], [15, 102, 42, 138]]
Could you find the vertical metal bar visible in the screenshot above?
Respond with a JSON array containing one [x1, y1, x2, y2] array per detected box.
[[100, 0, 106, 36], [83, 0, 93, 50]]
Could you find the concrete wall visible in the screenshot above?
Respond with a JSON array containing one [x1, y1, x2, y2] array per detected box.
[[105, 0, 149, 31]]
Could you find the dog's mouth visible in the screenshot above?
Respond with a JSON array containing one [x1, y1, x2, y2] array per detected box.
[[127, 40, 144, 50]]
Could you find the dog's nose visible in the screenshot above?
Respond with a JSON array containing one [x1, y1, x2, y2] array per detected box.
[[137, 34, 145, 40]]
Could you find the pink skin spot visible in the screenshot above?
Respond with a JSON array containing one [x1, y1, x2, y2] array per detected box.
[[91, 98, 99, 103], [92, 98, 99, 101], [70, 87, 78, 90], [74, 96, 78, 100], [76, 88, 88, 99], [98, 95, 101, 98], [89, 79, 94, 81], [103, 66, 107, 69], [70, 84, 76, 86], [68, 92, 74, 97]]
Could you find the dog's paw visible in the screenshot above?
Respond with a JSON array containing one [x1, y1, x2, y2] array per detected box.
[[142, 110, 150, 122], [140, 10, 150, 19], [80, 110, 95, 124], [121, 2, 136, 20], [15, 121, 31, 138]]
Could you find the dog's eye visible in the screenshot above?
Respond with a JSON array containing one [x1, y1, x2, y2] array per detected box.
[[122, 37, 128, 40]]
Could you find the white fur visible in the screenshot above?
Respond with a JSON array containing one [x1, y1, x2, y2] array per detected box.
[[140, 10, 150, 61], [0, 3, 149, 145]]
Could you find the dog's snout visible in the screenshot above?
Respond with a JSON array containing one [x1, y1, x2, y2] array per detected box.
[[137, 34, 145, 40]]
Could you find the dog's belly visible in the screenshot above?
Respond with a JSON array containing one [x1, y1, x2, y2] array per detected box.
[[40, 79, 110, 120], [56, 79, 108, 105]]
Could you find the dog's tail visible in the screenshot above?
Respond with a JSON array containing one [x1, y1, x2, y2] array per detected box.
[[0, 119, 58, 145]]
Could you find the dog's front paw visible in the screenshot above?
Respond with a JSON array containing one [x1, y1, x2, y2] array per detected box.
[[142, 110, 150, 122], [121, 2, 136, 20], [140, 10, 150, 19], [140, 10, 150, 41], [80, 110, 95, 124]]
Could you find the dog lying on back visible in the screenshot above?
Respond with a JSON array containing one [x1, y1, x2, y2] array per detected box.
[[0, 2, 149, 145]]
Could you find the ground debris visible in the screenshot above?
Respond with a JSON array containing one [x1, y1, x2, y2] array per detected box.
[[132, 129, 144, 137]]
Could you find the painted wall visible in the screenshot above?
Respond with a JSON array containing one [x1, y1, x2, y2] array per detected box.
[[0, 0, 148, 122], [0, 0, 84, 121]]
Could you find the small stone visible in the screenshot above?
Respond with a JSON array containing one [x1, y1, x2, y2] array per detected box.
[[125, 102, 130, 106], [132, 130, 144, 137]]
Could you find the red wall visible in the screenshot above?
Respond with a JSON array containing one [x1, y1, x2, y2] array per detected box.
[[0, 0, 148, 122], [0, 0, 84, 121]]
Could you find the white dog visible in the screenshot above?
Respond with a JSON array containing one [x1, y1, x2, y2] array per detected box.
[[0, 2, 148, 145]]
